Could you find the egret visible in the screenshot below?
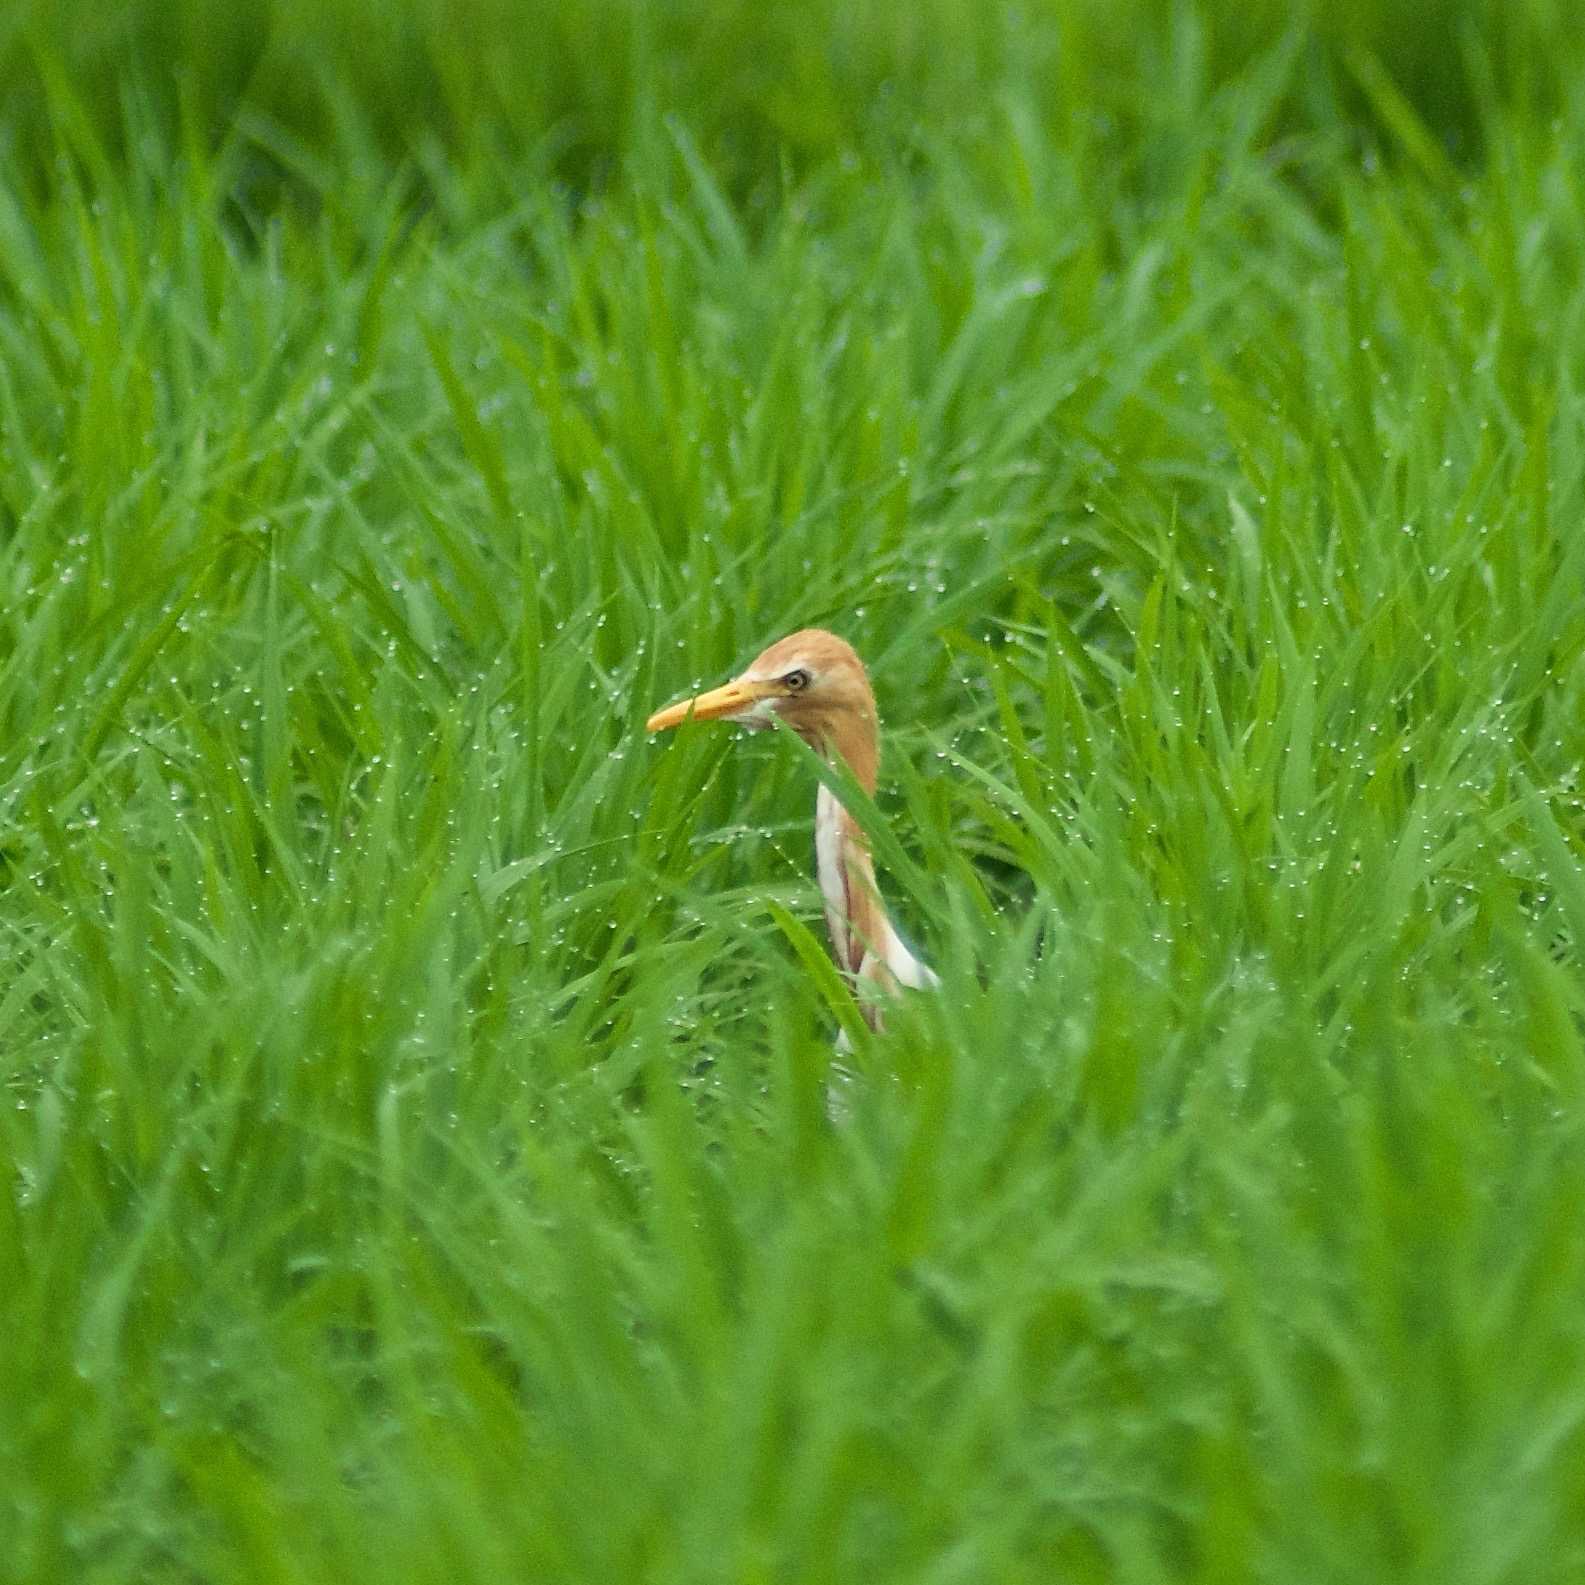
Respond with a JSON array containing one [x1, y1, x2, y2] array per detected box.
[[646, 629, 936, 1032]]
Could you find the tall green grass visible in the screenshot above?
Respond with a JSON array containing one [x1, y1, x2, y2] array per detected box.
[[2, 3, 1584, 1580]]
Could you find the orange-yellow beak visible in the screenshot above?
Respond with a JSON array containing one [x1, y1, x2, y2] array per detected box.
[[645, 676, 774, 733]]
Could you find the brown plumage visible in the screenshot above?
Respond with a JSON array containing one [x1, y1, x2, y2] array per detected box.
[[645, 629, 935, 1027]]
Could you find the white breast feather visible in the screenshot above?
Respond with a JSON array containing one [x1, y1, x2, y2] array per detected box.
[[814, 784, 852, 972], [816, 783, 938, 990]]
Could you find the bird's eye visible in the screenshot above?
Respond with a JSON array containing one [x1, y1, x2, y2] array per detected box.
[[783, 669, 811, 692]]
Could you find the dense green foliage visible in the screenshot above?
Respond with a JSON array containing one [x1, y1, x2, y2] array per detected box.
[[3, 2, 1585, 1579]]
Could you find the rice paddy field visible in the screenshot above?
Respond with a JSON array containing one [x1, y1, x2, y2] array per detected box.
[[4, 1, 1585, 1579]]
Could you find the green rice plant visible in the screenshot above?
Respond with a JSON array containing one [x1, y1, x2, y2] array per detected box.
[[1, 3, 1584, 1582]]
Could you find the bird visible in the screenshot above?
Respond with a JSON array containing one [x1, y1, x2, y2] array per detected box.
[[645, 629, 937, 1032]]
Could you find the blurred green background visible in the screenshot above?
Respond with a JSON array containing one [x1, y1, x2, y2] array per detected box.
[[1, 0, 1574, 190], [3, 2, 1585, 1582]]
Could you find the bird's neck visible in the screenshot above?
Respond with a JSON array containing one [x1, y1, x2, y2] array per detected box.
[[822, 710, 878, 796], [812, 706, 888, 985], [810, 711, 935, 1017], [815, 782, 886, 981]]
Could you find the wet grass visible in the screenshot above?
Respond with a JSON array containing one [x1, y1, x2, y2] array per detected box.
[[3, 2, 1585, 1580]]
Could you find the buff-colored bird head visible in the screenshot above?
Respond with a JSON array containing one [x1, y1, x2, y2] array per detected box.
[[645, 629, 880, 791]]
